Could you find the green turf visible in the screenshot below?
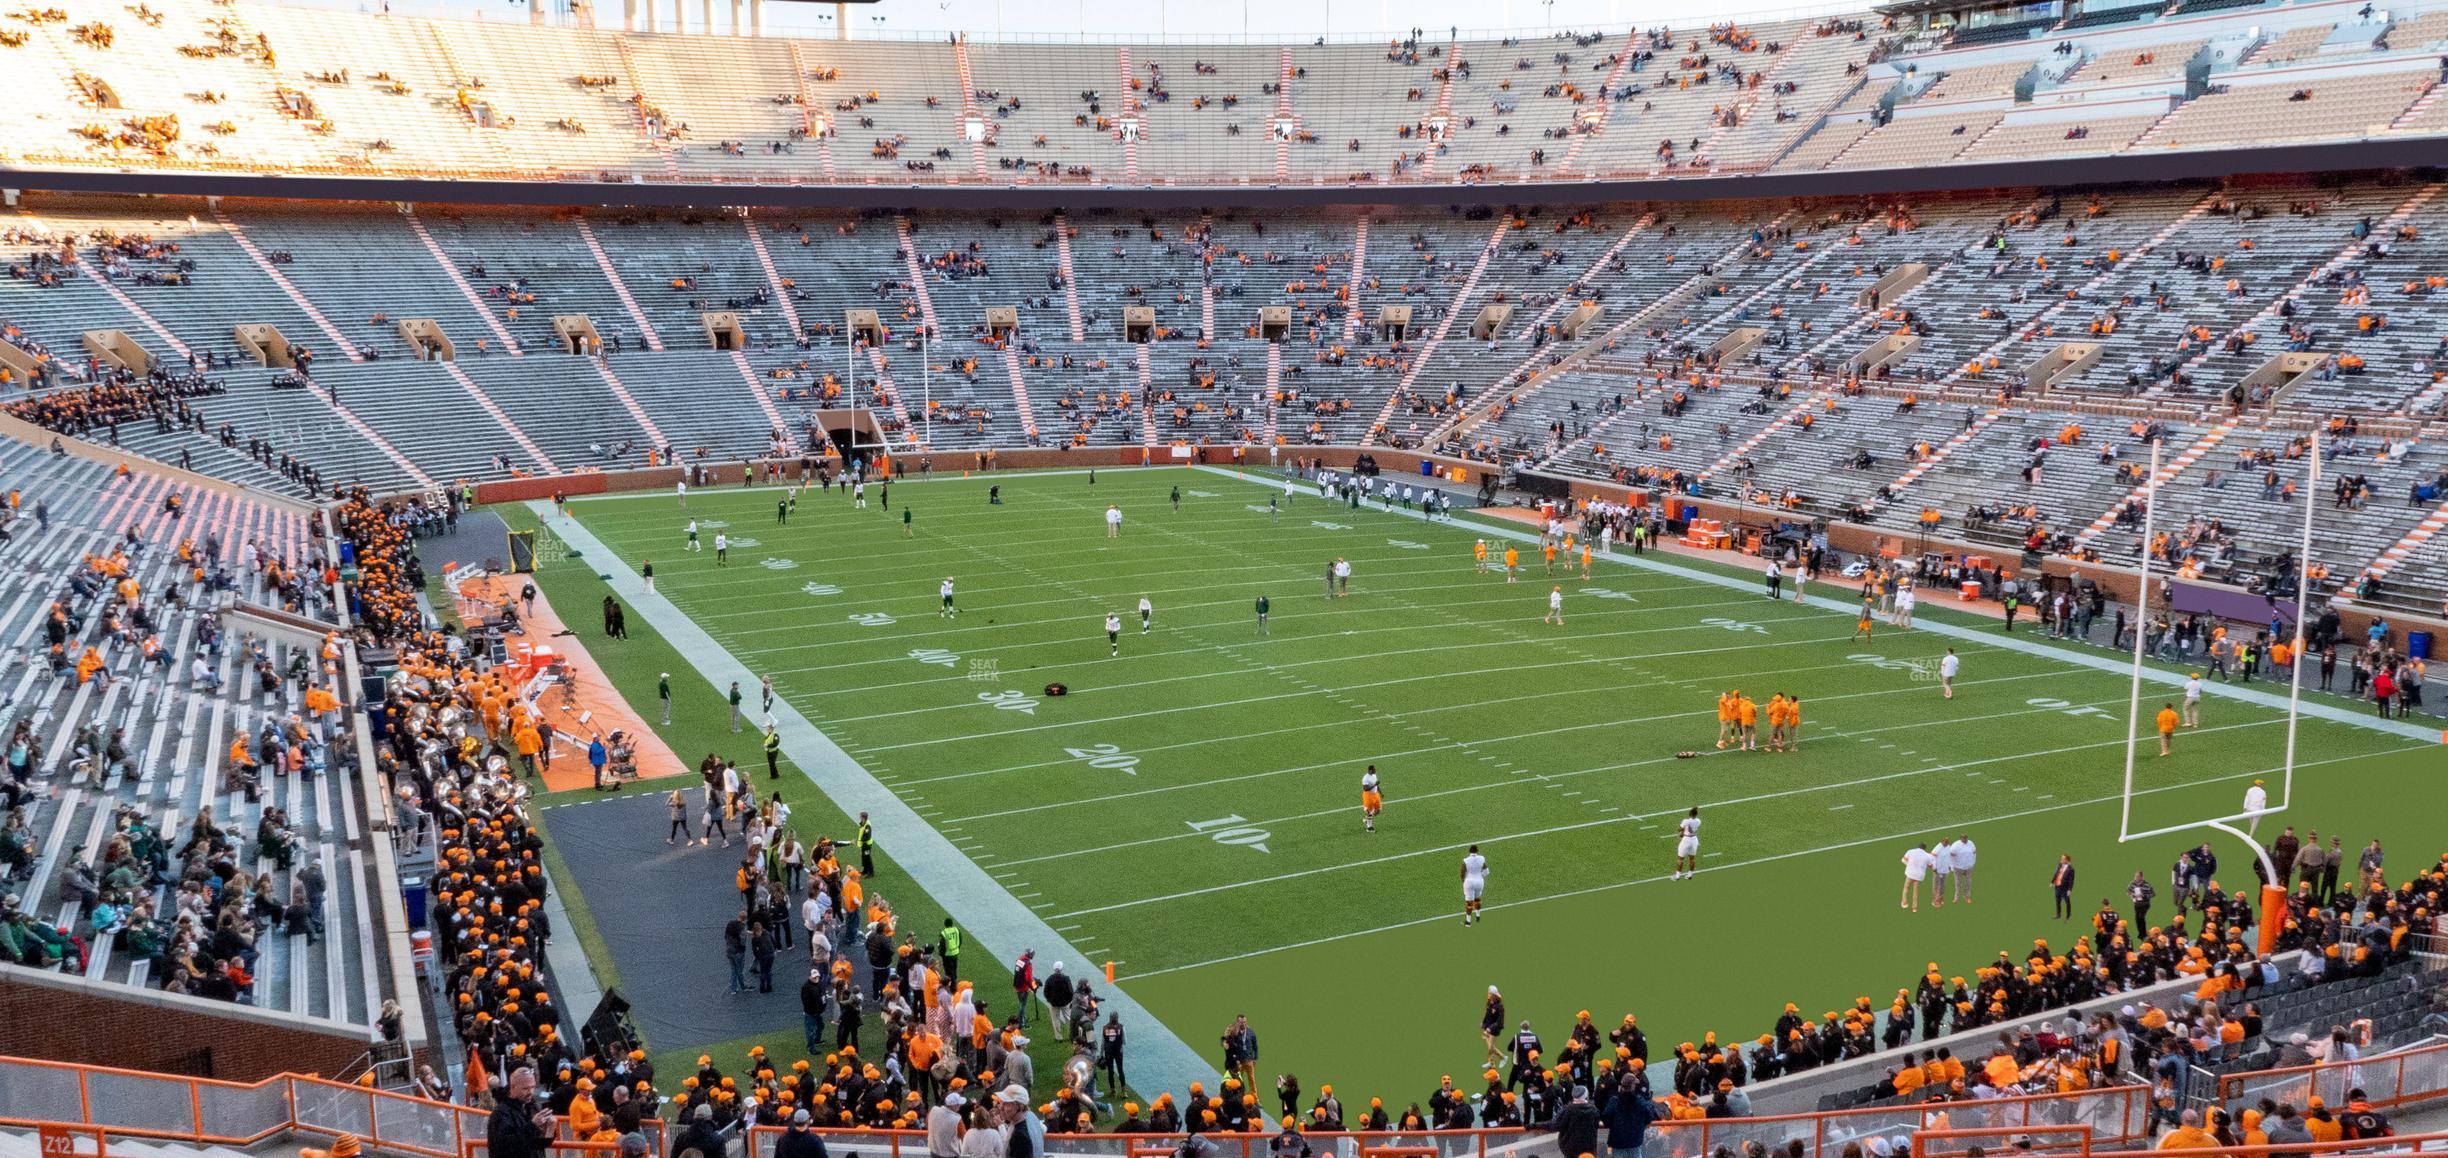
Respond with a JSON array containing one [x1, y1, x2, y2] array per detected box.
[[530, 466, 2441, 1105], [501, 502, 1123, 1106]]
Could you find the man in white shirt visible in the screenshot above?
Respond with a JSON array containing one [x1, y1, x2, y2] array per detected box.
[[1333, 557, 1351, 597], [714, 532, 729, 565], [1674, 807, 1702, 880], [1104, 612, 1122, 657], [1105, 504, 1123, 538], [1939, 649, 1960, 699], [940, 577, 958, 618], [1545, 585, 1564, 626], [2182, 673, 2203, 726], [1930, 838, 1957, 908], [1138, 595, 1153, 634], [2243, 779, 2269, 834], [1460, 844, 1488, 926], [927, 1092, 965, 1158], [685, 519, 701, 551], [1902, 842, 1937, 912], [1952, 834, 1977, 903]]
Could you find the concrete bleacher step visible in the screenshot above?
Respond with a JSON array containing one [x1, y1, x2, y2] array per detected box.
[[1362, 216, 1513, 446]]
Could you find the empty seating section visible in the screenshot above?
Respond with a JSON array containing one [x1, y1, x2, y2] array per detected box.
[[242, 5, 492, 171], [221, 204, 489, 361], [1287, 39, 1465, 181], [1912, 59, 2033, 103], [423, 18, 664, 174], [2245, 23, 2337, 66], [607, 351, 775, 459], [414, 208, 643, 353], [1955, 113, 2159, 160], [2137, 69, 2429, 150], [307, 360, 537, 479], [628, 35, 810, 178], [1826, 113, 2000, 169], [585, 214, 784, 348], [2381, 9, 2448, 50], [2062, 38, 2203, 87], [0, 439, 384, 1025], [1774, 120, 1874, 170]]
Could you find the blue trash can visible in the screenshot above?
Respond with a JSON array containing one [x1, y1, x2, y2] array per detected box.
[[1420, 458, 1437, 477], [2412, 631, 2433, 661]]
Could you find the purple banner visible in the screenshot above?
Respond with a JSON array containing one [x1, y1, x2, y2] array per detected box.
[[2168, 578, 2299, 629]]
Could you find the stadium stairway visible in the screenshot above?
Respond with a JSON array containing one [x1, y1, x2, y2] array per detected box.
[[0, 451, 374, 1026]]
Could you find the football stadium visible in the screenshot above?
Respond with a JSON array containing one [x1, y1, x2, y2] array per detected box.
[[3, 0, 2448, 1155]]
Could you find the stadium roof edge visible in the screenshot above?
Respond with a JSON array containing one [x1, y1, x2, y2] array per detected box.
[[11, 135, 2448, 210]]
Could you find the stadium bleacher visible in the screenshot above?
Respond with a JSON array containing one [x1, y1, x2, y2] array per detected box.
[[12, 0, 2448, 1149], [0, 436, 384, 1026]]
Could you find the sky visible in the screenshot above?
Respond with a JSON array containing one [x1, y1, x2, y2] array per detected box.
[[285, 0, 1873, 43]]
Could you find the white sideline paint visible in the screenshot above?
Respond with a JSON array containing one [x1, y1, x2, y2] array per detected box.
[[530, 501, 1216, 1096], [1192, 465, 2448, 745]]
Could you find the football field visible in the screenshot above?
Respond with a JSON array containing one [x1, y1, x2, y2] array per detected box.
[[530, 466, 2440, 1100]]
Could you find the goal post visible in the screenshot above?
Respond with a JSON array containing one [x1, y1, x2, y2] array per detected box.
[[2115, 440, 2320, 955]]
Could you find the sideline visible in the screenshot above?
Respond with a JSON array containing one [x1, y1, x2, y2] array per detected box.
[[528, 501, 1217, 1096], [1192, 465, 2448, 745]]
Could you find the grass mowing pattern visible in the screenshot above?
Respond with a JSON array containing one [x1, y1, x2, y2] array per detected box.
[[545, 467, 2438, 1103]]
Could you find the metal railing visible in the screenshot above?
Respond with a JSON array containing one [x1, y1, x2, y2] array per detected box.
[[1646, 1084, 2152, 1158], [0, 1055, 664, 1158], [2218, 1037, 2448, 1114], [739, 1124, 1562, 1158]]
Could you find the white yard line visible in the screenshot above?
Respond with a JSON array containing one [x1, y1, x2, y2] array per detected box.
[[1042, 712, 2301, 920], [1194, 466, 2448, 745], [855, 617, 1858, 755], [533, 501, 1218, 1096], [1120, 747, 2414, 979], [988, 691, 2141, 868]]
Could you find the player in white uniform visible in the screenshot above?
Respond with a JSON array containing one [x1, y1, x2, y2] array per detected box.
[[1939, 649, 1959, 699], [940, 577, 958, 618], [1104, 613, 1123, 657], [1138, 596, 1154, 634], [1893, 581, 1917, 629], [686, 519, 702, 551], [1544, 586, 1564, 626], [1460, 844, 1487, 926], [1673, 808, 1702, 880]]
